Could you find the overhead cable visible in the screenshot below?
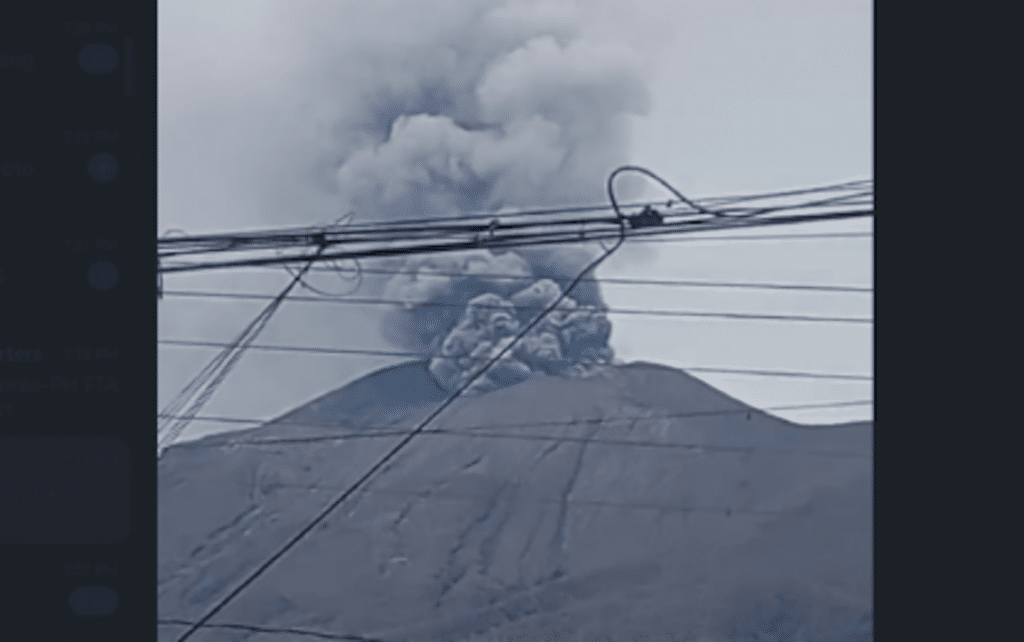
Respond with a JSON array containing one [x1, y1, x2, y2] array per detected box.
[[158, 207, 872, 274], [158, 290, 873, 324], [158, 339, 872, 381], [240, 265, 872, 293], [156, 247, 325, 456], [157, 176, 872, 275], [173, 165, 643, 642], [158, 178, 871, 259]]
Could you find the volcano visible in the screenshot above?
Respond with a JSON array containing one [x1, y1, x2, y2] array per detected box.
[[158, 361, 872, 641]]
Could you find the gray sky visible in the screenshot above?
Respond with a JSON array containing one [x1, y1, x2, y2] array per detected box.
[[158, 0, 871, 442]]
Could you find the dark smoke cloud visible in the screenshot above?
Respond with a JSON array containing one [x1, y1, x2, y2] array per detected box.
[[292, 0, 651, 390], [379, 249, 534, 353], [428, 278, 615, 395]]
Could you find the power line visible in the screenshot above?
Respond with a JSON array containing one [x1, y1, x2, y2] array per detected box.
[[410, 179, 869, 225], [158, 340, 872, 381], [628, 231, 872, 244], [166, 169, 872, 642], [157, 248, 325, 456], [157, 203, 870, 262], [173, 164, 638, 642], [685, 178, 871, 208], [234, 177, 872, 230], [228, 265, 872, 294], [161, 339, 418, 359], [162, 184, 871, 247], [158, 207, 872, 275], [158, 290, 872, 324], [157, 399, 873, 456], [157, 179, 871, 257], [682, 366, 871, 380], [161, 232, 874, 273]]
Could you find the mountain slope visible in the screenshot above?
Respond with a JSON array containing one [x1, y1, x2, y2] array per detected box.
[[159, 362, 872, 641]]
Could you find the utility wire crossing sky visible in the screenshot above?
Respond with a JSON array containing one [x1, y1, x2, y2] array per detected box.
[[158, 0, 872, 435]]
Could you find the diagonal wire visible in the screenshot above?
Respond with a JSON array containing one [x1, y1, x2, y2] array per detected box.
[[156, 246, 326, 456], [167, 169, 872, 641], [281, 213, 366, 298], [173, 165, 643, 642], [160, 173, 873, 642]]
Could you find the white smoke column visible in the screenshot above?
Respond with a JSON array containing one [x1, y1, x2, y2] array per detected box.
[[333, 33, 650, 220], [289, 0, 651, 383]]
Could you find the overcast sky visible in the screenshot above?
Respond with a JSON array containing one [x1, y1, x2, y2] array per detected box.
[[158, 0, 872, 443]]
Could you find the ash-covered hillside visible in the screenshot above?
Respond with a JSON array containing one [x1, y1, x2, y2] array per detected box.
[[159, 361, 872, 641]]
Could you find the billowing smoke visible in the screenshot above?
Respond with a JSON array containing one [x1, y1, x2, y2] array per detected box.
[[332, 32, 650, 219], [428, 278, 614, 394], [309, 0, 651, 391]]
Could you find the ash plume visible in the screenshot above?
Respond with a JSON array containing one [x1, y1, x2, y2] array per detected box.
[[428, 278, 615, 395], [304, 0, 651, 390]]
